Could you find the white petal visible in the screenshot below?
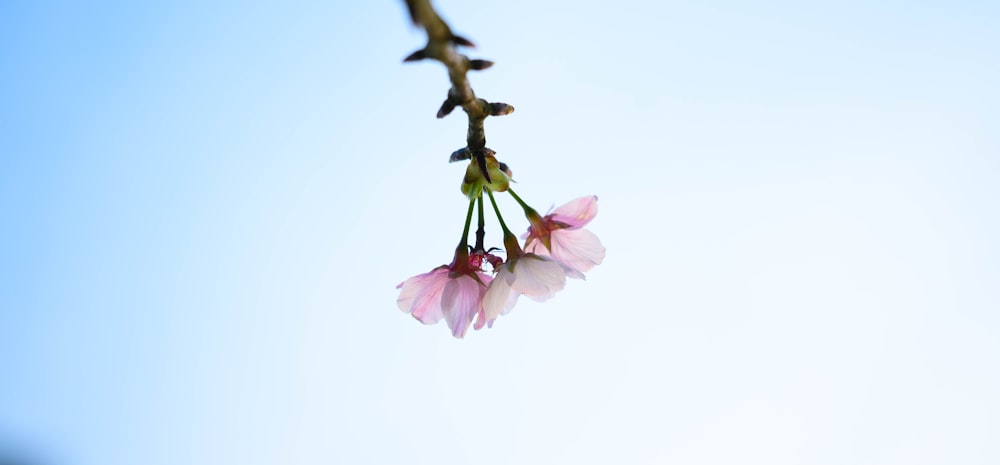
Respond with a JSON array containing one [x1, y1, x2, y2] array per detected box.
[[483, 268, 518, 320], [510, 255, 567, 301]]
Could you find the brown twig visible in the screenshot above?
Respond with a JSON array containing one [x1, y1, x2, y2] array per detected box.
[[402, 0, 514, 182]]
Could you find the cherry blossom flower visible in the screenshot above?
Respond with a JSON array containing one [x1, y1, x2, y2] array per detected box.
[[523, 195, 606, 278], [397, 255, 493, 338], [478, 252, 570, 328]]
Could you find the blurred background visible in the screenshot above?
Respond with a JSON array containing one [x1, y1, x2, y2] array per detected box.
[[1, 0, 998, 464]]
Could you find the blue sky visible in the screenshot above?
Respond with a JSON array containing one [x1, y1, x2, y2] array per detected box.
[[2, 1, 999, 464]]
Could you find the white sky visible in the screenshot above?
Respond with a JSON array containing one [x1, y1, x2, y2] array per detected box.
[[1, 1, 998, 464]]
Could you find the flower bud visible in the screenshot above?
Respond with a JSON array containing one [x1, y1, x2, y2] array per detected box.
[[460, 153, 510, 199]]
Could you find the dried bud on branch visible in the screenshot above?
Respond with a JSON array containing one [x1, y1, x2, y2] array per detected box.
[[437, 99, 457, 118], [489, 102, 515, 116], [402, 49, 427, 62], [468, 59, 494, 70], [451, 35, 475, 47], [449, 147, 472, 162]]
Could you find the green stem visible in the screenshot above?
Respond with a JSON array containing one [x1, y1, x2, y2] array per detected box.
[[451, 198, 477, 272], [459, 197, 475, 247], [487, 189, 522, 256], [507, 188, 544, 225], [506, 188, 529, 209], [486, 189, 512, 236]]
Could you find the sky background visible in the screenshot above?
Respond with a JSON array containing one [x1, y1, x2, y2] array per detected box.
[[2, 0, 999, 464]]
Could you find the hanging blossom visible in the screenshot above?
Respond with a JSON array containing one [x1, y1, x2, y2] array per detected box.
[[395, 152, 604, 337], [396, 249, 496, 339], [522, 195, 606, 278], [475, 190, 584, 330], [396, 196, 504, 339]]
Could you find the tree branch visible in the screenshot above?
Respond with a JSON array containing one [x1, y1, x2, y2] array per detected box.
[[402, 0, 514, 182]]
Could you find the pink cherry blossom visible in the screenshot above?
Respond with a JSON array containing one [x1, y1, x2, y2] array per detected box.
[[478, 252, 570, 328], [397, 262, 492, 339], [524, 195, 606, 277]]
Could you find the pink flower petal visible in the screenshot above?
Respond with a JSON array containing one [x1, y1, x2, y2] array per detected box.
[[441, 275, 485, 338], [525, 238, 588, 280], [549, 195, 598, 229], [474, 307, 488, 330], [550, 228, 606, 275], [396, 268, 449, 324], [396, 268, 440, 305]]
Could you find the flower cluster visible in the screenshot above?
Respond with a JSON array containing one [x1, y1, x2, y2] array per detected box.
[[397, 154, 605, 338]]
